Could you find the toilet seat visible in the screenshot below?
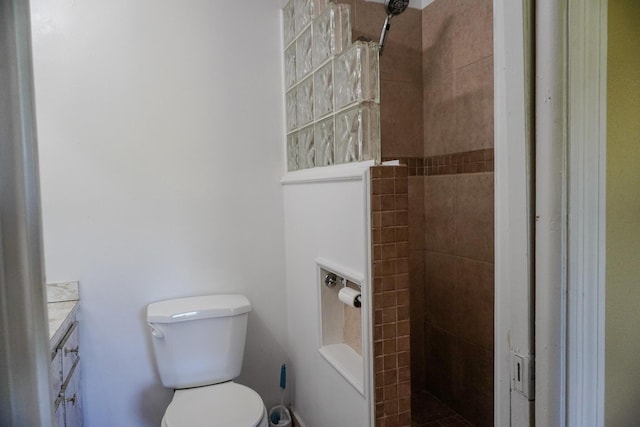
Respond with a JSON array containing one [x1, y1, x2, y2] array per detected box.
[[162, 382, 266, 427]]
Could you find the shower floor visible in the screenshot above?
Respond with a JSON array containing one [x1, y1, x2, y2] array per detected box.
[[411, 390, 474, 427]]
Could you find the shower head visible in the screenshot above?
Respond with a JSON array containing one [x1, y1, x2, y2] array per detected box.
[[378, 0, 410, 55], [385, 0, 410, 16]]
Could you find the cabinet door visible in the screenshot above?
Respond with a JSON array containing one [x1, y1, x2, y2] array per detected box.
[[62, 359, 83, 427], [54, 397, 65, 427], [60, 322, 79, 381], [50, 350, 62, 404]]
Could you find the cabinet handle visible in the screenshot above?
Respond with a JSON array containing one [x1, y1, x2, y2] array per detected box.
[[64, 346, 79, 356], [65, 394, 76, 405]]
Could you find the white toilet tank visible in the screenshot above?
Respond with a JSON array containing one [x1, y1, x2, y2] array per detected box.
[[146, 294, 252, 389]]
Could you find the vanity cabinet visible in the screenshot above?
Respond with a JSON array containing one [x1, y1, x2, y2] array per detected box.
[[51, 320, 82, 427]]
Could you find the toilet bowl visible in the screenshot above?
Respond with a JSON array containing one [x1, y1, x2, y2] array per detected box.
[[147, 294, 267, 427], [161, 382, 268, 427]]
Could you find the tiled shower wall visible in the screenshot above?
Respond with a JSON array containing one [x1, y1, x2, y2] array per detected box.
[[371, 165, 411, 427], [337, 3, 426, 414], [349, 0, 494, 426], [420, 1, 495, 425]]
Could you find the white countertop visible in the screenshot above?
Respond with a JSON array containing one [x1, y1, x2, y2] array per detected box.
[[46, 281, 80, 347], [48, 300, 78, 341]]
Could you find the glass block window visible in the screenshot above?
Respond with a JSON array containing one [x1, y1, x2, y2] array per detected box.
[[282, 1, 381, 172]]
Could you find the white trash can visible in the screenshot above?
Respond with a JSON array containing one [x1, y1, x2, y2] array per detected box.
[[268, 405, 292, 427]]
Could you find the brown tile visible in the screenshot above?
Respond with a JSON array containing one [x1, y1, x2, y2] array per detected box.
[[382, 194, 396, 211], [373, 352, 384, 372], [409, 253, 426, 388], [381, 80, 424, 159], [454, 173, 494, 262], [397, 319, 410, 337], [409, 251, 425, 318], [383, 323, 397, 339], [456, 258, 494, 350], [381, 166, 396, 178], [398, 411, 411, 426], [381, 178, 396, 194], [398, 365, 411, 382], [398, 396, 411, 413], [397, 305, 410, 321], [396, 226, 409, 242], [423, 89, 456, 158], [382, 243, 396, 259], [381, 227, 396, 244], [375, 325, 383, 341], [374, 244, 382, 261], [384, 368, 398, 386], [424, 324, 457, 404], [384, 338, 397, 355], [408, 177, 425, 250], [425, 251, 458, 332], [374, 277, 383, 293], [375, 309, 383, 324], [382, 259, 397, 276], [385, 414, 400, 427], [397, 258, 409, 274], [453, 56, 494, 153], [395, 177, 409, 195], [424, 175, 456, 254], [422, 2, 456, 158], [395, 193, 409, 210], [453, 0, 493, 69], [398, 380, 411, 398], [374, 261, 384, 277], [458, 341, 494, 427], [382, 275, 396, 292], [376, 402, 385, 418], [382, 307, 397, 324], [398, 351, 410, 369], [397, 241, 409, 257], [384, 384, 398, 400], [382, 211, 395, 226], [384, 355, 398, 371], [398, 336, 410, 353], [372, 195, 382, 211], [396, 273, 410, 290], [354, 1, 422, 83], [397, 289, 410, 307], [382, 291, 397, 308], [372, 177, 382, 195], [371, 165, 384, 178]]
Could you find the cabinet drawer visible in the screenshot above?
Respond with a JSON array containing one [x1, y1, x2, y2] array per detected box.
[[59, 321, 79, 382]]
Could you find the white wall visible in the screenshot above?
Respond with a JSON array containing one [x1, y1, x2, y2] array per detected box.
[[30, 0, 287, 425], [283, 171, 371, 427]]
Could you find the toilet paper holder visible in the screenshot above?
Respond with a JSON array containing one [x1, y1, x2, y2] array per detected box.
[[318, 259, 363, 309], [323, 272, 362, 290]]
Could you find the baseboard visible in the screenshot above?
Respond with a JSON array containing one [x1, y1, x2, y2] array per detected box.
[[290, 407, 307, 427]]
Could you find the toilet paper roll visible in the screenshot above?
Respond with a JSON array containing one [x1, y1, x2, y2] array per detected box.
[[338, 287, 361, 308]]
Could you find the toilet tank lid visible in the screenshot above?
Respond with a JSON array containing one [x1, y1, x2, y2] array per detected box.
[[147, 294, 251, 323]]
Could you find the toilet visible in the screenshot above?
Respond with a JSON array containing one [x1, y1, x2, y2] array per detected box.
[[147, 294, 268, 427]]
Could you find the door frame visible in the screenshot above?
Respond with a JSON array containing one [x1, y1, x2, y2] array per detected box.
[[495, 0, 608, 425], [565, 0, 607, 426], [0, 0, 53, 425], [494, 0, 535, 425]]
